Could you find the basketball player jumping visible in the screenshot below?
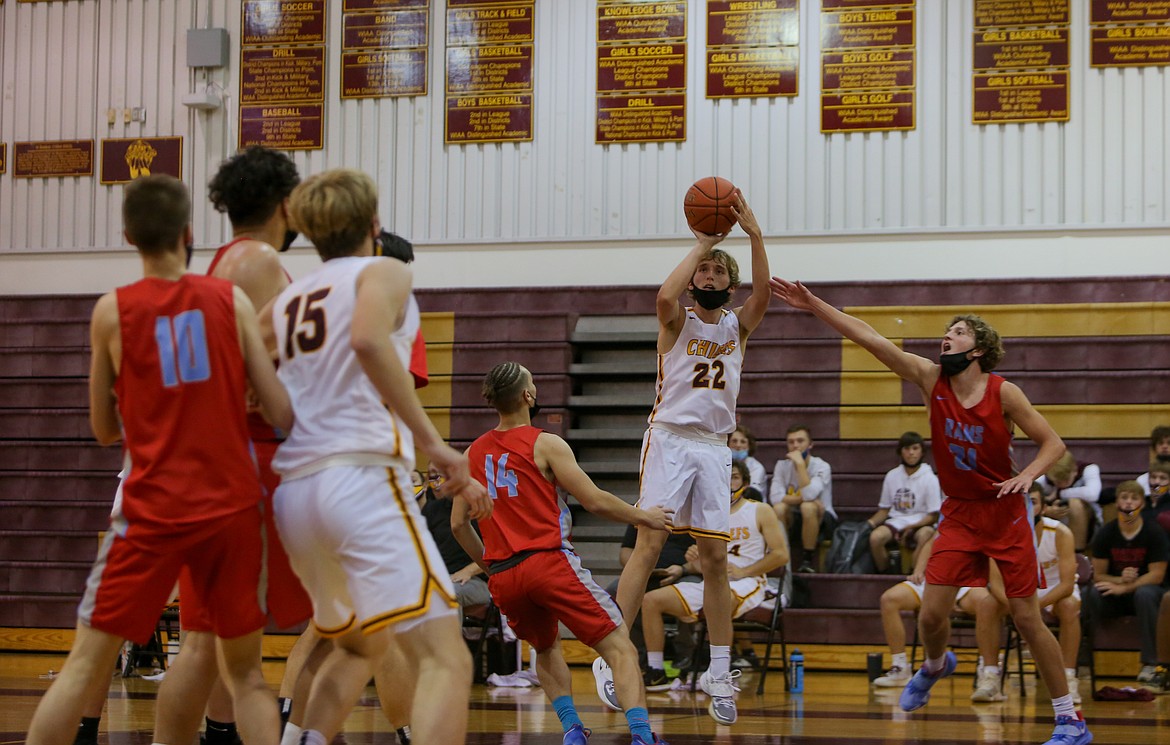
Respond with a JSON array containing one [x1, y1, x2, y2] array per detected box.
[[605, 192, 770, 726], [768, 277, 1092, 745]]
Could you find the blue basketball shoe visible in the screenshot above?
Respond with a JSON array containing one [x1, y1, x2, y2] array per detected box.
[[898, 651, 957, 711], [1042, 715, 1092, 745]]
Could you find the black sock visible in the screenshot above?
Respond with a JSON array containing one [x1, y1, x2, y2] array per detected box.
[[396, 725, 411, 745], [74, 717, 101, 745], [204, 718, 238, 745]]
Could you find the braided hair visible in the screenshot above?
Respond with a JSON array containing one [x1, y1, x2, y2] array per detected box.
[[482, 362, 528, 413]]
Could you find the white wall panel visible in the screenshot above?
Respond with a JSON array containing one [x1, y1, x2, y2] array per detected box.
[[2, 0, 1170, 292]]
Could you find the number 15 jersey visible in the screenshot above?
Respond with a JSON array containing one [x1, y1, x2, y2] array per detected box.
[[272, 256, 419, 479], [649, 307, 742, 437]]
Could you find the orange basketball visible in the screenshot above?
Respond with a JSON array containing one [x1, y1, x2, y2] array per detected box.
[[683, 176, 739, 236]]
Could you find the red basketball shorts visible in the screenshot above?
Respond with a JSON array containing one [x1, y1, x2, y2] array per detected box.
[[925, 492, 1043, 599], [488, 549, 623, 651], [181, 440, 312, 632], [81, 506, 267, 644]]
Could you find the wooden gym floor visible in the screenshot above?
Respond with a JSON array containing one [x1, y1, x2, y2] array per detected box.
[[2, 653, 1167, 744]]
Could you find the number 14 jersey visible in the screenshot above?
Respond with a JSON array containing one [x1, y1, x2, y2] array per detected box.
[[272, 256, 419, 478], [649, 307, 742, 437]]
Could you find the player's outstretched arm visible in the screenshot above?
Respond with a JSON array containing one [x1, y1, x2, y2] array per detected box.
[[769, 277, 936, 391], [450, 495, 490, 574], [234, 287, 294, 432], [996, 381, 1065, 496], [536, 432, 672, 531], [352, 259, 491, 517], [730, 193, 770, 336], [87, 292, 122, 445], [657, 232, 727, 329]]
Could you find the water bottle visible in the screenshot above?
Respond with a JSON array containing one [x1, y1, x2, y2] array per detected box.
[[788, 648, 804, 693]]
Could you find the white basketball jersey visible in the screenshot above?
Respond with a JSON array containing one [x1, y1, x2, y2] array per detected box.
[[649, 307, 742, 436], [1035, 516, 1062, 589], [272, 256, 418, 477], [727, 499, 766, 572]]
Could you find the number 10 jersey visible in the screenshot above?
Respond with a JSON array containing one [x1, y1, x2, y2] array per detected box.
[[649, 306, 742, 437], [272, 256, 419, 479]]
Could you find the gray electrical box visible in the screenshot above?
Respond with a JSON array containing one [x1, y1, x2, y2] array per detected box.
[[187, 28, 229, 69]]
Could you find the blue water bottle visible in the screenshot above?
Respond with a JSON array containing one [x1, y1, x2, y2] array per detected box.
[[788, 648, 804, 693]]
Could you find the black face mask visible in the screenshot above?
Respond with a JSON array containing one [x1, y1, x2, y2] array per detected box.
[[691, 286, 731, 310], [184, 243, 194, 267], [279, 229, 298, 253], [939, 350, 976, 377], [1156, 454, 1170, 463], [529, 401, 541, 420]]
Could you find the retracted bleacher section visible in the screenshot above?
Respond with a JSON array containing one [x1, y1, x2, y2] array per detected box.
[[3, 277, 1168, 671]]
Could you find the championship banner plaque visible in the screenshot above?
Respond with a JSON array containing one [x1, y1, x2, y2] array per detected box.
[[239, 104, 325, 150], [241, 47, 326, 104], [242, 0, 327, 46], [342, 1, 431, 98], [973, 72, 1069, 123], [1090, 1, 1170, 67], [597, 93, 686, 143], [972, 0, 1070, 123], [12, 140, 93, 178], [445, 0, 534, 143], [820, 0, 916, 133], [597, 1, 687, 142], [707, 0, 799, 99], [100, 137, 183, 185]]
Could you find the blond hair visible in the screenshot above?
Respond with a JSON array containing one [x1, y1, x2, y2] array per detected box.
[[1115, 479, 1144, 500], [288, 169, 377, 260], [1045, 451, 1077, 485]]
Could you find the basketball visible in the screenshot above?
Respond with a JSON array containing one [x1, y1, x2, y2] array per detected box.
[[684, 176, 739, 235]]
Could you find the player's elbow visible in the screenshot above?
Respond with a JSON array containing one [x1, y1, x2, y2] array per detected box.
[[91, 420, 121, 446]]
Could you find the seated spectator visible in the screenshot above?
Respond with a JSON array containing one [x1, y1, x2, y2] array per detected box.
[[1143, 590, 1170, 693], [1085, 480, 1170, 685], [873, 533, 989, 689], [607, 514, 700, 672], [640, 472, 789, 690], [418, 466, 491, 613], [1036, 451, 1102, 552], [730, 458, 764, 503], [972, 484, 1083, 703], [1137, 424, 1170, 496], [768, 424, 835, 573], [865, 431, 941, 574], [728, 424, 768, 494], [1144, 460, 1170, 536]]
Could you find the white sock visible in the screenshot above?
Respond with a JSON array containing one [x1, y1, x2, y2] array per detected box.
[[647, 651, 665, 670], [1051, 694, 1076, 719], [923, 655, 946, 675], [709, 645, 731, 678], [1066, 667, 1078, 679], [300, 730, 327, 745], [892, 653, 908, 670], [982, 665, 1000, 678], [280, 723, 302, 745]]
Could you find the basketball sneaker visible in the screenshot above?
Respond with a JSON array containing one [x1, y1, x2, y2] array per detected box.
[[643, 667, 672, 692], [873, 664, 911, 687], [630, 734, 669, 745], [898, 651, 957, 712], [1140, 665, 1169, 694], [698, 669, 741, 725], [563, 723, 590, 745], [591, 656, 622, 711], [1041, 714, 1092, 745], [1137, 664, 1158, 683], [970, 669, 1006, 702]]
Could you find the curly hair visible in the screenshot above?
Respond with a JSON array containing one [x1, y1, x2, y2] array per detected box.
[[948, 314, 1005, 372], [208, 147, 300, 228], [482, 362, 529, 413]]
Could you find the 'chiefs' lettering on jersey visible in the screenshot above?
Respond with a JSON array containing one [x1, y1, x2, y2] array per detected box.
[[650, 307, 742, 435]]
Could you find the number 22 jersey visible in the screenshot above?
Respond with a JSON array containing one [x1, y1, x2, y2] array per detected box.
[[649, 307, 742, 437]]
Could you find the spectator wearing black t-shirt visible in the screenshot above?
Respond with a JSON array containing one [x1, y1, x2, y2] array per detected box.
[[1085, 481, 1170, 683], [419, 477, 491, 612]]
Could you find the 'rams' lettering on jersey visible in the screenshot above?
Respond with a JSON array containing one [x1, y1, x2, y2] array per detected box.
[[686, 338, 738, 359]]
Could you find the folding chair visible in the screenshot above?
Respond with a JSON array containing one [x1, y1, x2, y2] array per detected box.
[[462, 600, 503, 684], [691, 566, 789, 694]]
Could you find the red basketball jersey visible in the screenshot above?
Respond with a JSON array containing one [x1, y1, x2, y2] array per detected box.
[[468, 426, 567, 563], [115, 275, 263, 548], [208, 238, 291, 442], [929, 373, 1014, 502]]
